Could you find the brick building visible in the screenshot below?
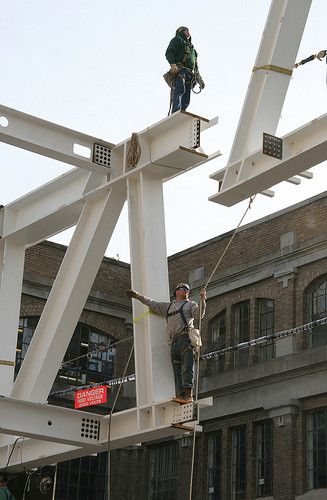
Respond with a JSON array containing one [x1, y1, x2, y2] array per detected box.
[[9, 191, 327, 499]]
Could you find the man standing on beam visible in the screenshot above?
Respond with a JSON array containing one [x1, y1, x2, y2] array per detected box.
[[126, 284, 206, 402]]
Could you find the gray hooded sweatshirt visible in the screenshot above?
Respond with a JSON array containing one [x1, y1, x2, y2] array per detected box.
[[135, 294, 205, 344]]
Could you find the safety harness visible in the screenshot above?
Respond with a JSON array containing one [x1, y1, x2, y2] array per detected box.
[[166, 300, 190, 340]]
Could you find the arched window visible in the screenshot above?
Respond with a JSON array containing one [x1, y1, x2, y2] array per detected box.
[[307, 276, 327, 348], [17, 317, 117, 385]]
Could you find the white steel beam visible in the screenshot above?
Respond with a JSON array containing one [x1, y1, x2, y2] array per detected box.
[[0, 397, 212, 471], [0, 109, 218, 246], [0, 104, 114, 174], [109, 111, 219, 183], [209, 112, 327, 206], [210, 0, 312, 205], [11, 184, 126, 403], [1, 170, 107, 245], [0, 396, 102, 447], [0, 239, 25, 395]]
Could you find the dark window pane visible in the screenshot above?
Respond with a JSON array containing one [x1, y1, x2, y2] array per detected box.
[[257, 300, 275, 362], [256, 421, 273, 497], [207, 431, 222, 499], [231, 425, 247, 499], [149, 442, 178, 500], [309, 278, 327, 347], [308, 410, 327, 489], [234, 302, 250, 368]]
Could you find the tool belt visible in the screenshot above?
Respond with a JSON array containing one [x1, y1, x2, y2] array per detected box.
[[163, 63, 192, 88], [171, 328, 189, 343]]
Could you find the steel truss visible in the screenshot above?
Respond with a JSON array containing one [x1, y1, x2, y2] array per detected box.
[[0, 104, 218, 470]]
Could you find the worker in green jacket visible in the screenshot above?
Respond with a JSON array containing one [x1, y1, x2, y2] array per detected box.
[[165, 27, 199, 113]]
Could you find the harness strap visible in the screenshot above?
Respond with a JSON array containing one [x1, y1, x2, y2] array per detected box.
[[166, 300, 189, 328]]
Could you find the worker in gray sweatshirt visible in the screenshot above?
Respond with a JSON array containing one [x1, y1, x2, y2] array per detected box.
[[126, 283, 206, 402]]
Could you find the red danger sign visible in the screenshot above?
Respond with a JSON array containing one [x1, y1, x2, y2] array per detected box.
[[74, 385, 108, 409]]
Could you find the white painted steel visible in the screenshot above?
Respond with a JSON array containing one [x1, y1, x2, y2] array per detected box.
[[11, 185, 126, 402], [127, 172, 174, 405], [0, 240, 25, 395], [0, 105, 114, 173], [0, 105, 218, 466], [210, 0, 312, 205], [210, 112, 327, 206], [0, 397, 213, 471], [1, 170, 107, 245], [0, 396, 101, 447]]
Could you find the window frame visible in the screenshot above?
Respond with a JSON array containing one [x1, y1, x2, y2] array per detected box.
[[257, 299, 275, 362], [207, 431, 222, 499], [307, 276, 327, 348], [256, 420, 273, 497], [307, 409, 327, 490], [149, 441, 179, 500], [233, 301, 250, 369], [17, 317, 117, 388], [209, 310, 226, 374], [231, 425, 247, 500]]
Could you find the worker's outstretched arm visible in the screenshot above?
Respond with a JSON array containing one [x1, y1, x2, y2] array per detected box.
[[126, 289, 169, 317]]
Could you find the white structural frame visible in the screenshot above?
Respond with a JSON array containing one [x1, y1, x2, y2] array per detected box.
[[210, 0, 317, 206], [0, 103, 218, 470], [0, 0, 320, 472]]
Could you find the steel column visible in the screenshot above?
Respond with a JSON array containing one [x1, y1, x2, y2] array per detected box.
[[0, 239, 25, 395], [127, 172, 174, 405]]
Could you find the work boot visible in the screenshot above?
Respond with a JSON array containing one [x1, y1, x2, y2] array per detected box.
[[182, 387, 193, 403]]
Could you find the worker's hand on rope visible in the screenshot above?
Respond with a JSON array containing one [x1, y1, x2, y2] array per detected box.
[[126, 289, 139, 299], [170, 64, 179, 76], [199, 288, 206, 301]]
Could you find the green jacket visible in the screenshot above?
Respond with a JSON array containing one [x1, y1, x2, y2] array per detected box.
[[165, 32, 198, 71]]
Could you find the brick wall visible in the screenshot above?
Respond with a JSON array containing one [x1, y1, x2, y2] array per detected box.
[[17, 192, 327, 499]]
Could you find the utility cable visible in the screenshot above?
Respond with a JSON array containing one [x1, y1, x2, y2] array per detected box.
[[0, 437, 21, 479]]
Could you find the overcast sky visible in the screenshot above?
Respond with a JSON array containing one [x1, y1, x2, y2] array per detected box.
[[1, 0, 326, 262]]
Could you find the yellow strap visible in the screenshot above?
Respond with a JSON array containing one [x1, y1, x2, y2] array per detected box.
[[0, 359, 15, 366], [132, 309, 157, 324], [253, 64, 292, 76]]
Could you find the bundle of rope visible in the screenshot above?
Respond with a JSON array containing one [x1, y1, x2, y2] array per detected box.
[[127, 132, 141, 167]]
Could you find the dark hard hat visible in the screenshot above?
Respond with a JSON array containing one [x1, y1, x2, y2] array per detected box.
[[176, 26, 189, 36]]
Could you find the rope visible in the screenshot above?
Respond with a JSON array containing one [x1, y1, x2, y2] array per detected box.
[[188, 195, 255, 499], [107, 343, 134, 500], [127, 133, 141, 167], [188, 300, 202, 500], [205, 195, 255, 289], [253, 64, 292, 76]]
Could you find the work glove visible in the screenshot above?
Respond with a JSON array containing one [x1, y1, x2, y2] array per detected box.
[[170, 64, 179, 76], [317, 50, 327, 61], [126, 289, 139, 299]]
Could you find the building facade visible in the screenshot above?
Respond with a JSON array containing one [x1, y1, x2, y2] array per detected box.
[[8, 191, 327, 499]]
